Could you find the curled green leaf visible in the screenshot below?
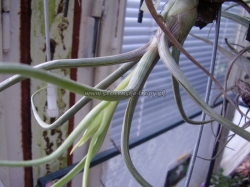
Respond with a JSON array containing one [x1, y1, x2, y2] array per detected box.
[[0, 44, 149, 92]]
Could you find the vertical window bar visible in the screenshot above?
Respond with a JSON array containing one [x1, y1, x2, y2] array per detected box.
[[184, 6, 222, 187]]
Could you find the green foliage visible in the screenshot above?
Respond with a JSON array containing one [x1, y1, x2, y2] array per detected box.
[[1, 0, 250, 187], [211, 169, 249, 187]]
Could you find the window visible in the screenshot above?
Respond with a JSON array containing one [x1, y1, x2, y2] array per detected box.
[[101, 1, 243, 187]]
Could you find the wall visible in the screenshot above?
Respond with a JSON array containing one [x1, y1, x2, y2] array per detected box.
[[0, 0, 126, 186]]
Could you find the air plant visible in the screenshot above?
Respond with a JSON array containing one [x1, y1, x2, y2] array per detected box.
[[0, 0, 250, 187]]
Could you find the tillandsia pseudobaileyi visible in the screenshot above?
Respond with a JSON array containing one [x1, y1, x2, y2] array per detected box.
[[0, 0, 250, 186]]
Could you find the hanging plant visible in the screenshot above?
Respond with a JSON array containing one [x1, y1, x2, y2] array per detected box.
[[0, 0, 250, 186]]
